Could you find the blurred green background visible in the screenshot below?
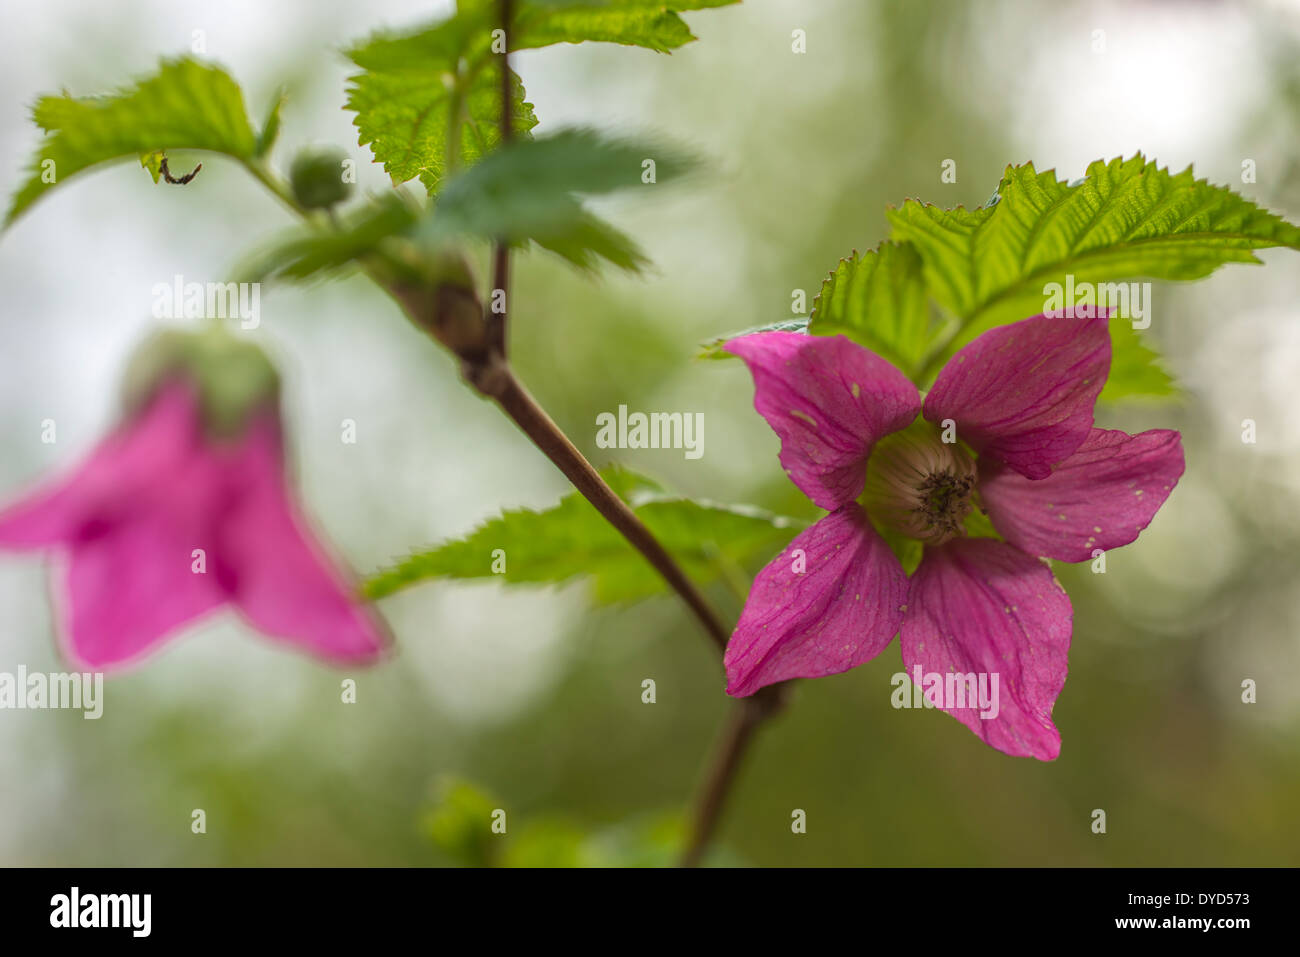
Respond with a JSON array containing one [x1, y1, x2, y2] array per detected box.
[[1, 0, 1298, 866]]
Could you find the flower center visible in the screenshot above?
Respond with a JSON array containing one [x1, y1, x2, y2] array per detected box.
[[860, 422, 976, 546]]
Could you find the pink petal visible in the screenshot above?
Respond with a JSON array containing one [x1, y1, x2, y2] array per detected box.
[[725, 503, 907, 697], [726, 332, 920, 510], [900, 539, 1071, 760], [58, 509, 226, 669], [0, 383, 227, 669], [220, 416, 388, 663], [923, 311, 1110, 479], [980, 428, 1185, 562], [0, 383, 201, 549]]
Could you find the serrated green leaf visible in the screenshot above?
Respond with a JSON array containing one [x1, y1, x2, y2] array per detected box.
[[364, 466, 804, 604], [344, 1, 733, 194], [419, 127, 698, 271], [6, 57, 258, 226], [808, 241, 932, 375], [888, 154, 1300, 374], [696, 318, 810, 359], [345, 7, 538, 194], [513, 0, 739, 54]]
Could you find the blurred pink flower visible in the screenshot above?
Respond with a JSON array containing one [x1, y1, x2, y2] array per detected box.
[[0, 333, 387, 670], [724, 311, 1183, 759]]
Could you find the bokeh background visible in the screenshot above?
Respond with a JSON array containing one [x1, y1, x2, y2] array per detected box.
[[1, 0, 1298, 866]]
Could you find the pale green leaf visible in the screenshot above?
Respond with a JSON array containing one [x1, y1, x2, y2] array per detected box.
[[6, 57, 258, 226], [1099, 322, 1177, 402], [514, 0, 739, 54], [419, 127, 698, 271], [140, 150, 165, 184], [253, 88, 286, 158], [238, 191, 422, 283], [696, 318, 810, 359], [241, 128, 686, 281], [423, 777, 502, 867], [364, 466, 803, 604]]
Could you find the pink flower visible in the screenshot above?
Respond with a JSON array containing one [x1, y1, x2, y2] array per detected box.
[[725, 311, 1184, 760], [0, 330, 388, 670]]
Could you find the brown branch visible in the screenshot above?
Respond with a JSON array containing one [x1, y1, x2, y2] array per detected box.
[[463, 353, 731, 651], [487, 0, 514, 358], [680, 683, 790, 867], [489, 245, 510, 358], [249, 14, 746, 860]]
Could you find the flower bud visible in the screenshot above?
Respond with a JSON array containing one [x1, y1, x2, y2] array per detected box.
[[289, 146, 353, 209], [121, 326, 280, 437]]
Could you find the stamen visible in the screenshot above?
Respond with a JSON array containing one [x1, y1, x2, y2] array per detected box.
[[860, 423, 976, 545]]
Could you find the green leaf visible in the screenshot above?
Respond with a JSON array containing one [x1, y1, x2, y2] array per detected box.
[[420, 127, 698, 271], [697, 243, 930, 374], [343, 1, 734, 194], [140, 150, 165, 184], [887, 154, 1300, 370], [873, 521, 923, 577], [499, 818, 590, 868], [1098, 322, 1177, 402], [808, 241, 932, 375], [244, 128, 689, 280], [696, 318, 810, 359], [503, 813, 696, 868], [514, 0, 739, 54], [238, 191, 421, 282], [6, 57, 258, 226], [364, 466, 804, 604], [253, 88, 286, 158], [344, 8, 538, 194], [423, 777, 502, 867]]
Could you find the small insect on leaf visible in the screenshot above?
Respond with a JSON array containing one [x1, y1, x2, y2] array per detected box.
[[158, 155, 202, 185]]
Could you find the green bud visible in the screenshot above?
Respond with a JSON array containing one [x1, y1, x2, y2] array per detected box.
[[122, 326, 280, 437], [289, 146, 353, 209]]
